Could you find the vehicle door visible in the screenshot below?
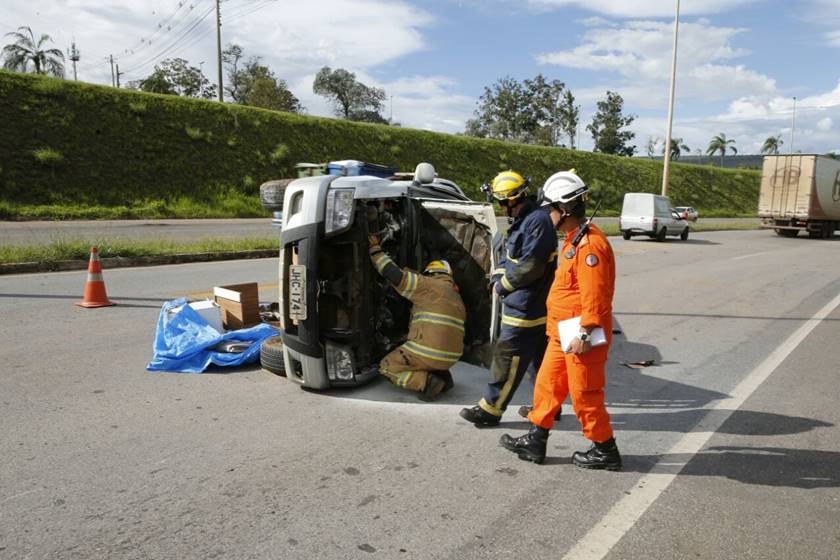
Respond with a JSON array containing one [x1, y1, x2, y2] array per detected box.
[[413, 199, 498, 368], [654, 197, 674, 233]]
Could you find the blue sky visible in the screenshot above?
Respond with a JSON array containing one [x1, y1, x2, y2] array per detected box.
[[4, 0, 840, 154]]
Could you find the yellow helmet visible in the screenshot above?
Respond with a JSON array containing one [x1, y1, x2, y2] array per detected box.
[[424, 259, 452, 275], [490, 170, 530, 202]]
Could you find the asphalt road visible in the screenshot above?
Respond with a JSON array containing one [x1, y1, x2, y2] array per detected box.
[[0, 217, 758, 246], [1, 230, 838, 559]]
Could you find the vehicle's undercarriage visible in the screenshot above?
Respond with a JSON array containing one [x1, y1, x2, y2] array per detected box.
[[317, 197, 494, 382]]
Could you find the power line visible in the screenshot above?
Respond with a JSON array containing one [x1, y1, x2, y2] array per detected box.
[[116, 0, 210, 62], [119, 4, 215, 75]]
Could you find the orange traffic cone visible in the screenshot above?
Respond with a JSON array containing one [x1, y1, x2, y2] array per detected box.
[[76, 247, 115, 308]]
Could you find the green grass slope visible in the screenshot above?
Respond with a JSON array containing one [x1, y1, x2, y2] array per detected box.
[[0, 70, 760, 219]]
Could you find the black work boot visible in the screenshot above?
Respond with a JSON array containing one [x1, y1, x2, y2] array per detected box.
[[418, 373, 447, 402], [499, 424, 549, 464], [572, 438, 622, 471], [459, 405, 501, 427], [435, 370, 454, 393], [518, 405, 562, 422]]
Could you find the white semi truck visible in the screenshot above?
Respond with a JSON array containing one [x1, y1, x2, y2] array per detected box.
[[759, 154, 840, 239]]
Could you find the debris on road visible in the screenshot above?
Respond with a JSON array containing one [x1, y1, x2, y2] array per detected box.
[[621, 360, 657, 369], [147, 297, 277, 373]]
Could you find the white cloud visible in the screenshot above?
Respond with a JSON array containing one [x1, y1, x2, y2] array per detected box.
[[631, 82, 840, 155], [526, 0, 762, 18], [2, 1, 434, 95], [826, 30, 840, 46], [536, 19, 775, 108]]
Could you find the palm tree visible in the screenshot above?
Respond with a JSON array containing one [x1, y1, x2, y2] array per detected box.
[[663, 137, 690, 160], [2, 26, 64, 77], [706, 133, 737, 167], [760, 135, 783, 155]]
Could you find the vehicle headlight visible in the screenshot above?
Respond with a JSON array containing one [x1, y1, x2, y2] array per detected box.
[[325, 189, 355, 234], [325, 342, 355, 381]]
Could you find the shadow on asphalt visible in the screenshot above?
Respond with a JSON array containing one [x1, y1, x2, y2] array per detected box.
[[621, 445, 840, 489], [495, 409, 831, 436], [620, 238, 721, 246], [0, 292, 165, 309]]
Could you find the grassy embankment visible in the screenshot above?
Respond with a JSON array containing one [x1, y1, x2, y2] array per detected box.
[[0, 70, 760, 221], [0, 237, 277, 265]]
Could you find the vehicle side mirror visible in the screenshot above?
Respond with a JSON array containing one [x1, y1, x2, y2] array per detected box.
[[480, 182, 493, 203]]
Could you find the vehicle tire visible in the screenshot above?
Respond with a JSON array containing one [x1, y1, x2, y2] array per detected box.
[[680, 227, 689, 241], [259, 178, 293, 212], [656, 227, 667, 242], [260, 335, 286, 376], [622, 231, 632, 240], [808, 230, 822, 239]]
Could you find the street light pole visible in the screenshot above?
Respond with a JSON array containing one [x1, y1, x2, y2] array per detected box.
[[661, 0, 680, 197], [215, 0, 223, 102], [789, 96, 797, 154]]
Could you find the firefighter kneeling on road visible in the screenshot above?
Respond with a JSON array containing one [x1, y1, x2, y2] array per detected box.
[[460, 170, 558, 427], [500, 170, 622, 470], [369, 234, 466, 401]]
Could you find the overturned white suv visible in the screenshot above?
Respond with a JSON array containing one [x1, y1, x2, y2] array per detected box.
[[260, 161, 498, 389]]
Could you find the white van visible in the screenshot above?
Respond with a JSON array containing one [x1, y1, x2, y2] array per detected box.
[[619, 193, 689, 241]]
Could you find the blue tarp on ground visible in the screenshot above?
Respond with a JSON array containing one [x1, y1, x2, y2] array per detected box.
[[147, 297, 278, 373]]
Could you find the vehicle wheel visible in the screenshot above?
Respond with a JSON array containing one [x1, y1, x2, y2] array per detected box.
[[680, 227, 689, 241], [259, 178, 293, 212], [808, 230, 822, 239], [260, 335, 286, 376], [656, 227, 667, 242], [622, 231, 632, 240]]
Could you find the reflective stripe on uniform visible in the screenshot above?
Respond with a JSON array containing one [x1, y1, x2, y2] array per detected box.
[[397, 371, 414, 388], [500, 275, 515, 292], [399, 271, 418, 299], [403, 341, 461, 362], [492, 268, 506, 276], [373, 253, 392, 274], [506, 251, 520, 264], [501, 314, 547, 328], [411, 311, 465, 331], [479, 354, 520, 416]]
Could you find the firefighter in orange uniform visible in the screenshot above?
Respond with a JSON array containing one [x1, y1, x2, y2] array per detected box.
[[500, 170, 621, 470]]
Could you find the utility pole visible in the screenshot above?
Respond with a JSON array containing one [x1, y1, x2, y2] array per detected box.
[[789, 96, 797, 154], [109, 54, 115, 87], [116, 63, 123, 88], [215, 0, 223, 102], [68, 42, 80, 81], [661, 0, 680, 197]]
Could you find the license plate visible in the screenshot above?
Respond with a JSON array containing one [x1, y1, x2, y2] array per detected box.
[[289, 264, 307, 321]]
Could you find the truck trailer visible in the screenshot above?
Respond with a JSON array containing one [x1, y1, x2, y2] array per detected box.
[[759, 154, 840, 238]]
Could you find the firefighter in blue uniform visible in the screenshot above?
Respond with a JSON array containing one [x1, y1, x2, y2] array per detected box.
[[459, 170, 558, 427]]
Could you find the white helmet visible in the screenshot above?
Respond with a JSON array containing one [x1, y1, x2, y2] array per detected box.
[[540, 169, 588, 207]]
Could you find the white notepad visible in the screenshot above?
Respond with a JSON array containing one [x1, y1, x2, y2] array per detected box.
[[558, 316, 607, 352]]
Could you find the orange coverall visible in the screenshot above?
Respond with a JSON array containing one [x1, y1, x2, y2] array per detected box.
[[528, 223, 616, 443]]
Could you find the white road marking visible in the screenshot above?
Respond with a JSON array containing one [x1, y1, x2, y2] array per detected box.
[[562, 290, 840, 560], [731, 251, 772, 261]]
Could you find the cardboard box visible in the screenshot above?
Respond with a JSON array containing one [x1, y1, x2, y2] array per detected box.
[[213, 283, 260, 330]]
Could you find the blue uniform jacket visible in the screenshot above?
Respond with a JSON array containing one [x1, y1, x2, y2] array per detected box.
[[492, 199, 558, 328]]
